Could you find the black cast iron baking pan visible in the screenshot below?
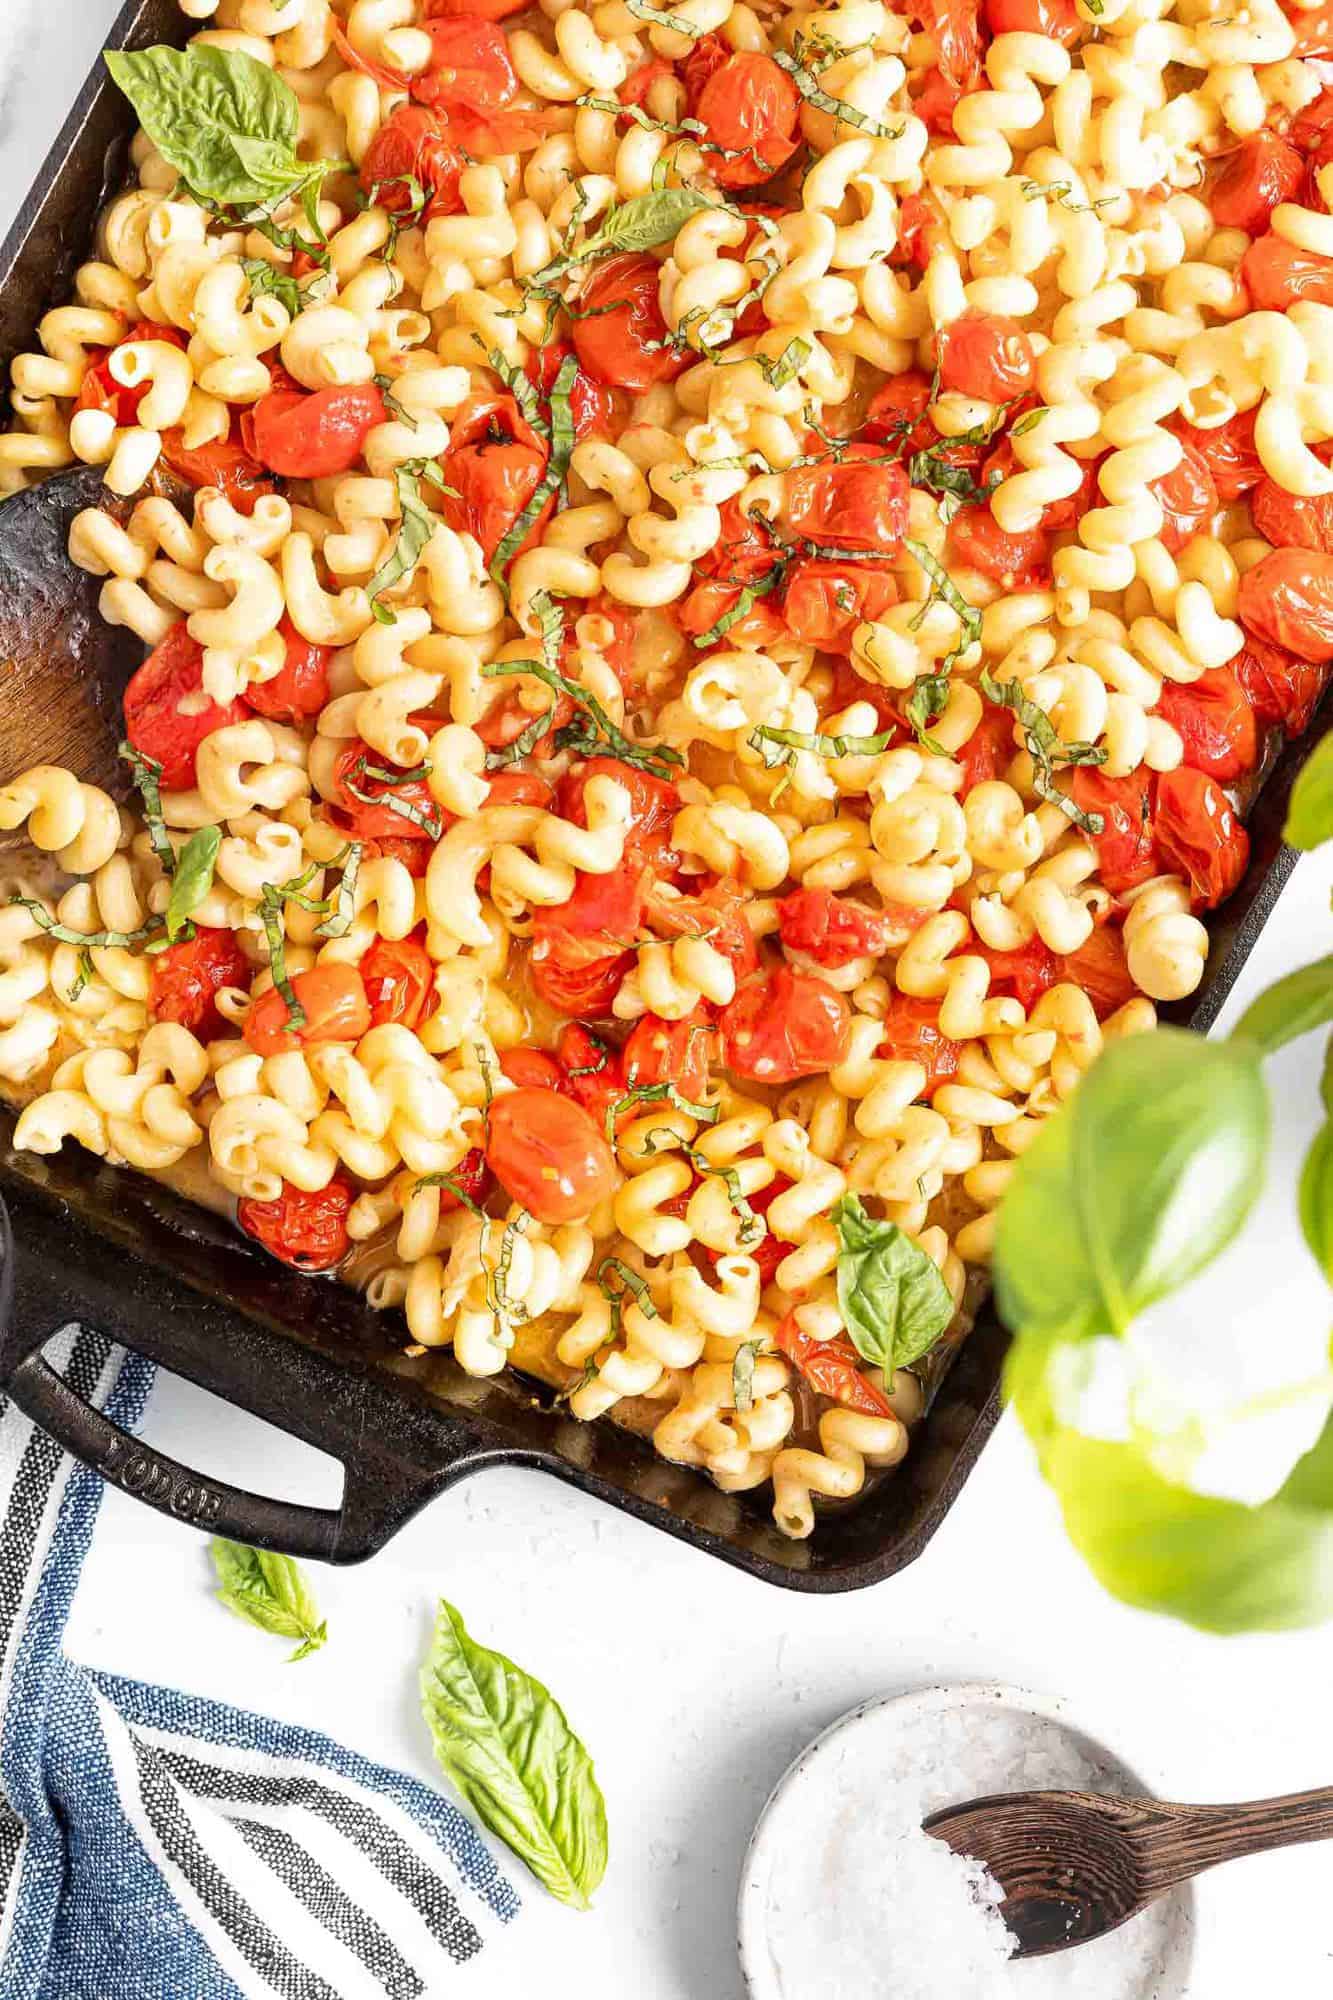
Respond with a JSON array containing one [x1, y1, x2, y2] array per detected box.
[[0, 0, 1313, 1586]]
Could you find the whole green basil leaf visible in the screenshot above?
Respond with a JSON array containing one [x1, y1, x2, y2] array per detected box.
[[210, 1538, 327, 1662], [1231, 956, 1333, 1057], [994, 1029, 1267, 1350], [105, 46, 303, 204], [588, 187, 712, 256], [166, 824, 221, 941], [833, 1194, 954, 1373], [1285, 729, 1333, 852], [420, 1599, 607, 1910], [1300, 1120, 1333, 1284]]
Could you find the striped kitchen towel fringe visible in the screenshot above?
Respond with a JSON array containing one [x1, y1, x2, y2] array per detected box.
[[0, 1328, 519, 2000]]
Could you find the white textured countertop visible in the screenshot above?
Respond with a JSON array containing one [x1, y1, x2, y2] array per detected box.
[[6, 10, 1333, 1995]]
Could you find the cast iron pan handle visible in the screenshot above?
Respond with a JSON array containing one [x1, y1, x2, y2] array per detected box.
[[0, 1191, 499, 1562]]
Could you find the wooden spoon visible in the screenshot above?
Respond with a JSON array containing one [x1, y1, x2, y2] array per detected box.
[[924, 1784, 1333, 1957]]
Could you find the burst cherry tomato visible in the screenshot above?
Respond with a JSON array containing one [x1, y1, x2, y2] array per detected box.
[[720, 966, 851, 1083], [1241, 232, 1333, 310], [947, 509, 1050, 586], [529, 860, 648, 1016], [893, 193, 947, 269], [160, 423, 273, 513], [864, 370, 937, 453], [778, 889, 889, 969], [937, 312, 1036, 402], [1153, 766, 1249, 909], [439, 393, 551, 566], [124, 623, 247, 791], [877, 994, 961, 1095], [976, 939, 1058, 1010], [646, 876, 759, 981], [1231, 635, 1329, 736], [1209, 130, 1304, 235], [687, 48, 801, 189], [75, 319, 187, 425], [1170, 410, 1263, 503], [244, 963, 372, 1056], [983, 0, 1082, 40], [501, 1049, 566, 1090], [424, 0, 525, 21], [1292, 85, 1333, 151], [434, 1145, 491, 1212], [1251, 477, 1333, 553], [1239, 548, 1333, 663], [914, 0, 986, 130], [785, 448, 910, 555], [1154, 667, 1259, 782], [775, 1312, 898, 1417], [245, 372, 387, 479], [359, 103, 464, 219], [360, 929, 435, 1031], [238, 1177, 354, 1273], [956, 703, 1016, 794], [149, 927, 250, 1039], [486, 1087, 618, 1222], [524, 340, 615, 441], [1150, 439, 1218, 553], [556, 758, 680, 872], [622, 1007, 718, 1105], [781, 558, 897, 650], [571, 253, 687, 393], [243, 616, 333, 724], [413, 17, 517, 111], [1069, 767, 1159, 894], [331, 739, 440, 841], [1283, 0, 1333, 58], [555, 1023, 625, 1127], [1056, 922, 1137, 1020]]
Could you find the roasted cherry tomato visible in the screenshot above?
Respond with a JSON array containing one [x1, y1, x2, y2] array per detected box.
[[784, 447, 910, 556], [1150, 439, 1218, 553], [1231, 635, 1329, 736], [524, 339, 615, 441], [245, 372, 387, 479], [1069, 766, 1159, 894], [149, 926, 249, 1040], [622, 1007, 718, 1105], [893, 192, 948, 269], [413, 17, 517, 111], [485, 1086, 618, 1222], [424, 0, 526, 23], [529, 860, 648, 1016], [75, 319, 187, 425], [775, 1311, 898, 1417], [687, 47, 801, 189], [1251, 477, 1333, 554], [123, 623, 246, 791], [778, 888, 889, 969], [433, 1145, 491, 1212], [438, 392, 550, 565], [244, 963, 371, 1056], [947, 508, 1050, 586], [1283, 0, 1333, 58], [708, 1173, 795, 1285], [556, 758, 681, 872], [160, 423, 273, 513], [1210, 130, 1304, 235], [682, 496, 784, 645], [980, 435, 1101, 533], [360, 928, 435, 1031], [555, 1023, 625, 1127], [976, 939, 1058, 1010], [243, 616, 333, 724], [983, 0, 1082, 41], [720, 965, 851, 1083], [500, 1048, 566, 1090], [1154, 766, 1249, 909], [936, 311, 1036, 402], [646, 875, 759, 981], [1239, 548, 1333, 663], [913, 0, 986, 130], [1241, 232, 1333, 310], [1170, 410, 1264, 503], [956, 702, 1017, 794], [359, 103, 464, 219], [877, 994, 961, 1095], [1154, 667, 1259, 782], [1056, 922, 1137, 1020], [331, 738, 441, 840], [781, 557, 897, 651], [1292, 84, 1333, 151], [238, 1177, 354, 1273], [571, 253, 688, 393], [863, 369, 937, 453]]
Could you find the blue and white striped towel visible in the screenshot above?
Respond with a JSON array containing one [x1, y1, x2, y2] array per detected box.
[[0, 1329, 519, 1999]]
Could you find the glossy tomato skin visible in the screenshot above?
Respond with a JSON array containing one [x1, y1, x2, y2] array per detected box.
[[720, 965, 851, 1083], [500, 1049, 565, 1090], [571, 254, 687, 393], [1056, 922, 1137, 1020], [775, 1312, 897, 1417], [124, 623, 247, 791], [976, 939, 1058, 1010], [331, 738, 440, 840], [529, 860, 647, 1016], [434, 1145, 491, 1212], [556, 758, 680, 871], [690, 50, 801, 189], [785, 448, 910, 555], [1251, 478, 1333, 553], [781, 557, 897, 650], [238, 1177, 354, 1273], [1153, 766, 1249, 909], [1069, 767, 1159, 894], [439, 392, 550, 565], [360, 928, 435, 1031], [1209, 130, 1304, 234], [1238, 548, 1333, 663], [413, 17, 516, 111], [359, 104, 464, 218], [1231, 635, 1329, 736], [160, 424, 273, 513], [1171, 410, 1263, 503], [244, 616, 332, 724], [554, 1023, 625, 1128], [247, 376, 387, 479], [1283, 0, 1333, 58], [863, 369, 936, 453], [76, 320, 188, 425], [936, 312, 1036, 401], [956, 703, 1016, 794], [244, 963, 371, 1056], [425, 0, 525, 21], [983, 0, 1082, 40], [1154, 667, 1259, 782], [1241, 232, 1333, 310], [646, 875, 759, 981], [622, 1007, 718, 1103], [913, 0, 985, 130], [778, 888, 888, 968], [525, 340, 615, 441], [1150, 439, 1218, 553], [877, 994, 961, 1095], [149, 926, 250, 1039], [947, 508, 1049, 587], [485, 1087, 617, 1222]]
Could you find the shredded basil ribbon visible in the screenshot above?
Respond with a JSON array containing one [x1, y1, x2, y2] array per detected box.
[[749, 723, 897, 766], [9, 895, 162, 953], [978, 671, 1107, 834], [773, 45, 904, 140], [119, 741, 176, 876], [368, 460, 454, 625], [488, 353, 580, 589], [603, 1076, 720, 1145]]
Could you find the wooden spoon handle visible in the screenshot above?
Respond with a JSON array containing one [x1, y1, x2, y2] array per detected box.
[[1136, 1788, 1333, 1895]]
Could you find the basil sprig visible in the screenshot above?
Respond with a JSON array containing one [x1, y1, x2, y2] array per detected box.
[[210, 1539, 327, 1663], [528, 189, 713, 291], [834, 1195, 954, 1375], [165, 825, 221, 942]]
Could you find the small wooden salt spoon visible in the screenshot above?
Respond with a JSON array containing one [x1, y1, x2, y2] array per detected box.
[[924, 1783, 1333, 1957]]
